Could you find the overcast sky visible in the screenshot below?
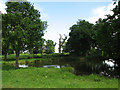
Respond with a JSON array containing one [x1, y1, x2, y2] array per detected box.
[[0, 0, 116, 53]]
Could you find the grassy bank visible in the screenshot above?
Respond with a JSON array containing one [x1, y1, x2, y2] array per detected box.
[[2, 66, 118, 88]]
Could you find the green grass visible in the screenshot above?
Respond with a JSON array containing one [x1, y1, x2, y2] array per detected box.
[[2, 66, 118, 88], [1, 54, 119, 88]]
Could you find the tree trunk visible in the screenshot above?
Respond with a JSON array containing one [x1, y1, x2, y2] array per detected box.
[[15, 51, 19, 69], [30, 48, 33, 59], [59, 34, 62, 53], [58, 47, 61, 53], [4, 53, 7, 61]]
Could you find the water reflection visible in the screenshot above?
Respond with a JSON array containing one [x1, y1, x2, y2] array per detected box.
[[19, 64, 28, 68], [18, 58, 119, 78], [43, 65, 60, 68], [103, 59, 115, 67]]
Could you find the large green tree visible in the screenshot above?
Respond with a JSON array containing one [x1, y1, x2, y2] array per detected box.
[[67, 20, 93, 56], [6, 1, 47, 59], [96, 1, 120, 64], [3, 1, 47, 68]]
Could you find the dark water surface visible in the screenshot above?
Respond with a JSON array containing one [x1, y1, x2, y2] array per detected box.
[[18, 57, 119, 78]]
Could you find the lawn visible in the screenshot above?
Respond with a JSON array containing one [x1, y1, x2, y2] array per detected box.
[[1, 54, 119, 88], [2, 66, 118, 88]]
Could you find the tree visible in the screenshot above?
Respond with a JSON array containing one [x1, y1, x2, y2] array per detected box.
[[4, 1, 47, 68], [45, 40, 56, 54], [6, 1, 47, 59], [106, 1, 120, 61], [96, 1, 120, 63], [67, 20, 93, 56], [58, 34, 67, 53]]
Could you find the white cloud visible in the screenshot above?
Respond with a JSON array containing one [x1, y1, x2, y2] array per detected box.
[[0, 0, 7, 14], [87, 3, 117, 24]]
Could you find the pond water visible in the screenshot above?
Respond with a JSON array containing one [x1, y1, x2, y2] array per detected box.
[[18, 57, 119, 78], [19, 64, 61, 68], [43, 65, 60, 68]]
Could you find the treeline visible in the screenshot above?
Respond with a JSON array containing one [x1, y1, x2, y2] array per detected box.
[[63, 1, 120, 64], [2, 1, 56, 68]]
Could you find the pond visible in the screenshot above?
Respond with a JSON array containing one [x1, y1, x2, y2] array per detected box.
[[18, 57, 119, 78]]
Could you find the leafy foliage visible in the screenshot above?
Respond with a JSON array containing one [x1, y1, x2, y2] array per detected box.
[[96, 1, 120, 60], [45, 40, 56, 54], [67, 20, 93, 56], [2, 1, 47, 68]]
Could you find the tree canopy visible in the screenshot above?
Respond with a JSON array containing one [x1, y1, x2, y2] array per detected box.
[[45, 40, 56, 54], [2, 1, 47, 68], [67, 20, 93, 56], [95, 1, 120, 61]]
